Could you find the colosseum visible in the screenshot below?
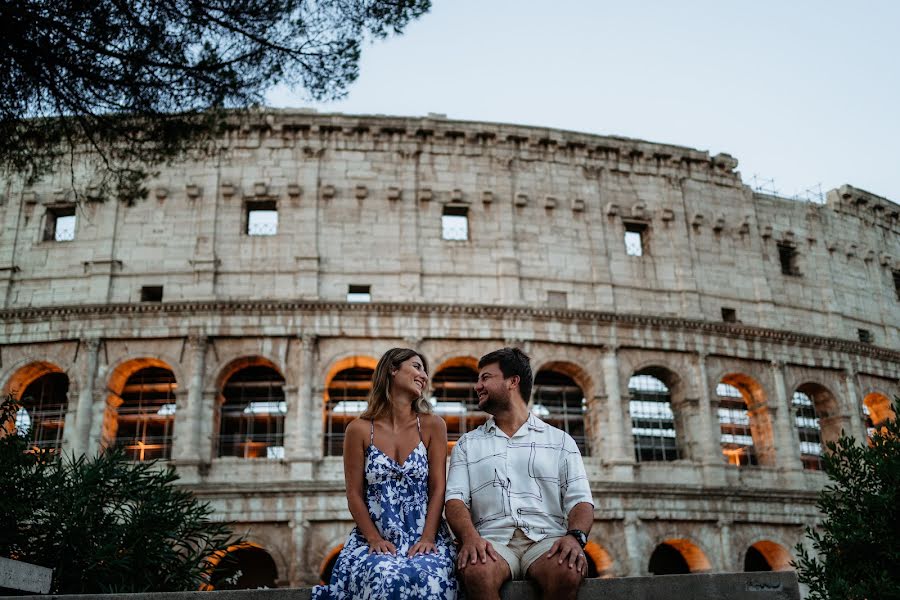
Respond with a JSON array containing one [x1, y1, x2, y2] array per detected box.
[[1, 110, 898, 588]]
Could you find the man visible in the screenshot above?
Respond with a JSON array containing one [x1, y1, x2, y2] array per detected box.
[[445, 347, 594, 600]]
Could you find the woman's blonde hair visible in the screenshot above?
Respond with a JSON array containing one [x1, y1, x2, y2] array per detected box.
[[360, 348, 432, 421]]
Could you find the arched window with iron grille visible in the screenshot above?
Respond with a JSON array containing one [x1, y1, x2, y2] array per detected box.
[[324, 366, 373, 456], [532, 369, 588, 455], [218, 365, 286, 459], [16, 372, 69, 453], [792, 390, 823, 471], [628, 373, 679, 462], [116, 366, 177, 461], [717, 382, 757, 466]]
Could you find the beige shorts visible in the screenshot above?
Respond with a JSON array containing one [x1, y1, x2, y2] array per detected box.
[[489, 529, 562, 580]]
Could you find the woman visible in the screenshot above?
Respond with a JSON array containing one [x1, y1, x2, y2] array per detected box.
[[313, 348, 458, 599]]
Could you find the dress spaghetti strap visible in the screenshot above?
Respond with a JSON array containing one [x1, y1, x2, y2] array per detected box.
[[370, 419, 375, 446], [415, 415, 423, 443]]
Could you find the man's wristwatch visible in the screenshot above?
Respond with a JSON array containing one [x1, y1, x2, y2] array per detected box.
[[566, 529, 588, 548]]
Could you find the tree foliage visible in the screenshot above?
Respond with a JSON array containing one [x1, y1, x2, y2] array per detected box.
[[794, 399, 900, 600], [0, 395, 240, 593], [0, 0, 430, 200]]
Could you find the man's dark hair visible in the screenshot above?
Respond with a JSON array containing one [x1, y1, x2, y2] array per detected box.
[[478, 347, 533, 403]]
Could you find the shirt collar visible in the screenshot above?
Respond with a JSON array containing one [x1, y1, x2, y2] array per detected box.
[[484, 413, 547, 435]]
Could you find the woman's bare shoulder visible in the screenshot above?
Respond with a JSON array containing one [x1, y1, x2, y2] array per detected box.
[[421, 412, 447, 435], [344, 418, 370, 439]]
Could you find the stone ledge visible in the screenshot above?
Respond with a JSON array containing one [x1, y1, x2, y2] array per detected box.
[[0, 571, 799, 600]]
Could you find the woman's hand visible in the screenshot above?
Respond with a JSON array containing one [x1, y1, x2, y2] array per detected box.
[[408, 536, 437, 556], [368, 537, 397, 555]]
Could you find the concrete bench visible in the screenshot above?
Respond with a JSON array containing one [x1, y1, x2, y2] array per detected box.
[[0, 571, 799, 599]]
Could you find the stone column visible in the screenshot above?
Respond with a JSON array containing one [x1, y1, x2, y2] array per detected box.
[[198, 389, 218, 464], [173, 335, 208, 463], [602, 350, 630, 464], [842, 368, 865, 439], [73, 338, 100, 456], [769, 360, 802, 470], [695, 354, 721, 465], [623, 514, 644, 576], [717, 518, 734, 572], [290, 335, 317, 460]]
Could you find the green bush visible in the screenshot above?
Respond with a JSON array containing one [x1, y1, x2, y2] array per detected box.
[[0, 395, 240, 593], [795, 399, 900, 600]]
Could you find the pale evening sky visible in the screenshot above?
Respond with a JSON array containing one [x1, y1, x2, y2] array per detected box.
[[267, 1, 900, 203]]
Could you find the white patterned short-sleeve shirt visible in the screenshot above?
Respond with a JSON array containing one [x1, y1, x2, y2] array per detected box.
[[445, 413, 594, 545]]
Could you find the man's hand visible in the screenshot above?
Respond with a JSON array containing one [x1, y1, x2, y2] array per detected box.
[[546, 534, 587, 575], [457, 534, 499, 570]]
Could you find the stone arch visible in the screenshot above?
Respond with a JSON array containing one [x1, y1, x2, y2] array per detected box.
[[717, 373, 776, 467], [213, 354, 285, 393], [862, 392, 895, 439], [584, 540, 615, 578], [648, 537, 712, 575], [532, 360, 592, 455], [322, 355, 378, 456], [215, 357, 286, 459], [627, 365, 683, 462], [792, 382, 840, 470], [103, 357, 179, 461], [744, 540, 794, 572], [431, 356, 481, 444], [318, 544, 343, 584], [2, 360, 65, 398], [207, 542, 280, 590], [104, 353, 186, 397]]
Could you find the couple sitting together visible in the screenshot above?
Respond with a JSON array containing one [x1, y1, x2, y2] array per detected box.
[[313, 347, 594, 600]]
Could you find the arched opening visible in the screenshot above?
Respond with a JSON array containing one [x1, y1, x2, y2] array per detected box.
[[584, 541, 615, 578], [648, 539, 711, 575], [218, 363, 286, 459], [792, 382, 842, 471], [628, 371, 679, 462], [745, 540, 793, 572], [716, 382, 757, 467], [13, 370, 69, 453], [209, 545, 279, 589], [116, 366, 177, 461], [863, 393, 895, 441], [533, 367, 589, 455], [324, 357, 376, 456], [430, 359, 483, 445], [319, 544, 344, 585]]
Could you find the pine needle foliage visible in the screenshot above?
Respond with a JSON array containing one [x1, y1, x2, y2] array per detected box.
[[0, 395, 240, 593], [0, 1, 431, 201], [794, 398, 900, 600]]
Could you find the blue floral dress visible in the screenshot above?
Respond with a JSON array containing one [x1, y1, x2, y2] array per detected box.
[[313, 417, 458, 599]]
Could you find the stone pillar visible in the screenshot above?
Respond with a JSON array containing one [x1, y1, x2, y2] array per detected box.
[[623, 514, 644, 576], [602, 350, 631, 464], [198, 389, 218, 464], [286, 335, 317, 461], [842, 368, 865, 440], [173, 335, 208, 463], [73, 338, 100, 456], [717, 519, 734, 572], [695, 354, 721, 465], [769, 360, 802, 470]]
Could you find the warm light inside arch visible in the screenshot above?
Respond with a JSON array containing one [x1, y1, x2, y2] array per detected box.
[[750, 540, 794, 571]]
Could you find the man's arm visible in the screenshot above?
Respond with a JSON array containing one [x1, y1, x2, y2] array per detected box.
[[445, 499, 499, 569]]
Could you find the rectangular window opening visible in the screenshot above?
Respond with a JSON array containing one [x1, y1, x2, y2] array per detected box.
[[441, 205, 469, 241], [778, 242, 800, 276], [347, 284, 371, 303], [140, 286, 164, 302], [547, 291, 567, 309], [43, 206, 76, 242], [246, 200, 278, 236], [858, 329, 873, 344], [624, 222, 646, 257], [721, 307, 737, 323]]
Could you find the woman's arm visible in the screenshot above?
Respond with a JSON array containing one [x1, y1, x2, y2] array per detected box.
[[409, 414, 448, 556], [343, 419, 395, 554]]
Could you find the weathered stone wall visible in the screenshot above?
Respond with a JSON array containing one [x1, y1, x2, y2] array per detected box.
[[0, 112, 898, 587]]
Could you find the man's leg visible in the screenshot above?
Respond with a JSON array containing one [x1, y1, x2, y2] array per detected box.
[[525, 539, 585, 600], [458, 555, 512, 600]]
